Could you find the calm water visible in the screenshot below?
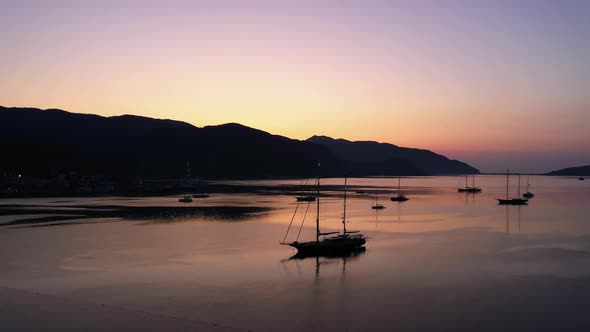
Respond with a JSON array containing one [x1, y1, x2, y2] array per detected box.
[[1, 175, 590, 331]]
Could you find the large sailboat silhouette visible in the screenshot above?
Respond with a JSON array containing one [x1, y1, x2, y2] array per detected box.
[[281, 165, 367, 255]]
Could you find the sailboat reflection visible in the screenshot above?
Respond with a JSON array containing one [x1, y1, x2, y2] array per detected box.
[[396, 201, 403, 222], [289, 246, 366, 260], [504, 205, 524, 233], [465, 191, 477, 205], [283, 247, 366, 279], [374, 207, 382, 228]]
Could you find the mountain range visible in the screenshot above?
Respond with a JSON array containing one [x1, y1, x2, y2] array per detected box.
[[546, 165, 590, 176], [0, 106, 479, 178]]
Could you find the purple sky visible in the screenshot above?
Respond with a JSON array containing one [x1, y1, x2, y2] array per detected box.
[[1, 0, 589, 173]]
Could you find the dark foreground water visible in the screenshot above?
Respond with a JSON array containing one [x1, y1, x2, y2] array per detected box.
[[1, 175, 589, 331]]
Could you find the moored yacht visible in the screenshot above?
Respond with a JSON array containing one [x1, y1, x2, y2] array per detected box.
[[497, 169, 528, 205], [391, 177, 409, 202], [282, 171, 367, 255]]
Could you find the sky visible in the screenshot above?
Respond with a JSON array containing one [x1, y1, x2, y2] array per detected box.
[[1, 0, 589, 173]]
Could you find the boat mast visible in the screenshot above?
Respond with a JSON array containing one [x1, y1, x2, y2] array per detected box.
[[506, 168, 509, 200], [343, 175, 348, 234], [527, 176, 530, 192], [397, 177, 401, 195], [517, 174, 521, 197], [316, 162, 320, 242], [465, 175, 468, 188]]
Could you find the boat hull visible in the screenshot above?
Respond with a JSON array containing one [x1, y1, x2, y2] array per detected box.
[[288, 237, 366, 255], [497, 198, 528, 205], [391, 196, 409, 202], [459, 187, 481, 193]]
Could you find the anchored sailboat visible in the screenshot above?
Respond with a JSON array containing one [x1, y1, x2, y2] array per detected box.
[[497, 169, 528, 205], [391, 177, 409, 202], [458, 175, 482, 193], [371, 190, 385, 209], [522, 176, 534, 198], [281, 171, 367, 255]]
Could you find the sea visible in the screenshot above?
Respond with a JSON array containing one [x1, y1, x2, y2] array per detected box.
[[1, 175, 589, 331]]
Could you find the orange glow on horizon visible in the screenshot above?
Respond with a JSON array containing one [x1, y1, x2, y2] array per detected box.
[[1, 1, 589, 172]]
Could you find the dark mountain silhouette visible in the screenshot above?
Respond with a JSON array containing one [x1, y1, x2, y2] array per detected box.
[[307, 136, 479, 175], [546, 165, 590, 176], [0, 106, 478, 179], [0, 106, 334, 178]]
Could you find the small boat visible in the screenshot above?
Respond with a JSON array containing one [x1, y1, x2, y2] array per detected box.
[[178, 195, 193, 203], [579, 177, 585, 181], [458, 175, 482, 193], [497, 169, 528, 205], [522, 176, 534, 198], [371, 203, 385, 209], [497, 197, 528, 205], [371, 193, 385, 209], [282, 173, 367, 255], [192, 193, 210, 198], [391, 177, 409, 202]]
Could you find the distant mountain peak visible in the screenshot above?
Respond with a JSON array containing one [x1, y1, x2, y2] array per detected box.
[[205, 122, 272, 136], [308, 135, 399, 148], [546, 165, 590, 176], [308, 134, 478, 175], [214, 122, 253, 129]]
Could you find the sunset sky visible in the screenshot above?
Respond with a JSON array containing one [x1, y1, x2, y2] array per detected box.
[[1, 0, 588, 173]]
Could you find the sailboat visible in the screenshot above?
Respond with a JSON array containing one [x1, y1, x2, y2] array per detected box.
[[457, 175, 469, 192], [497, 169, 528, 205], [371, 191, 385, 209], [522, 176, 534, 198], [281, 174, 367, 255], [390, 177, 409, 202], [458, 175, 482, 193]]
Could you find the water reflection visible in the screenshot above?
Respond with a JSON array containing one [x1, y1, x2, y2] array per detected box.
[[374, 207, 382, 228], [2, 176, 590, 331], [288, 246, 366, 261], [282, 247, 366, 279], [464, 192, 477, 205], [504, 205, 525, 233], [0, 204, 272, 227]]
